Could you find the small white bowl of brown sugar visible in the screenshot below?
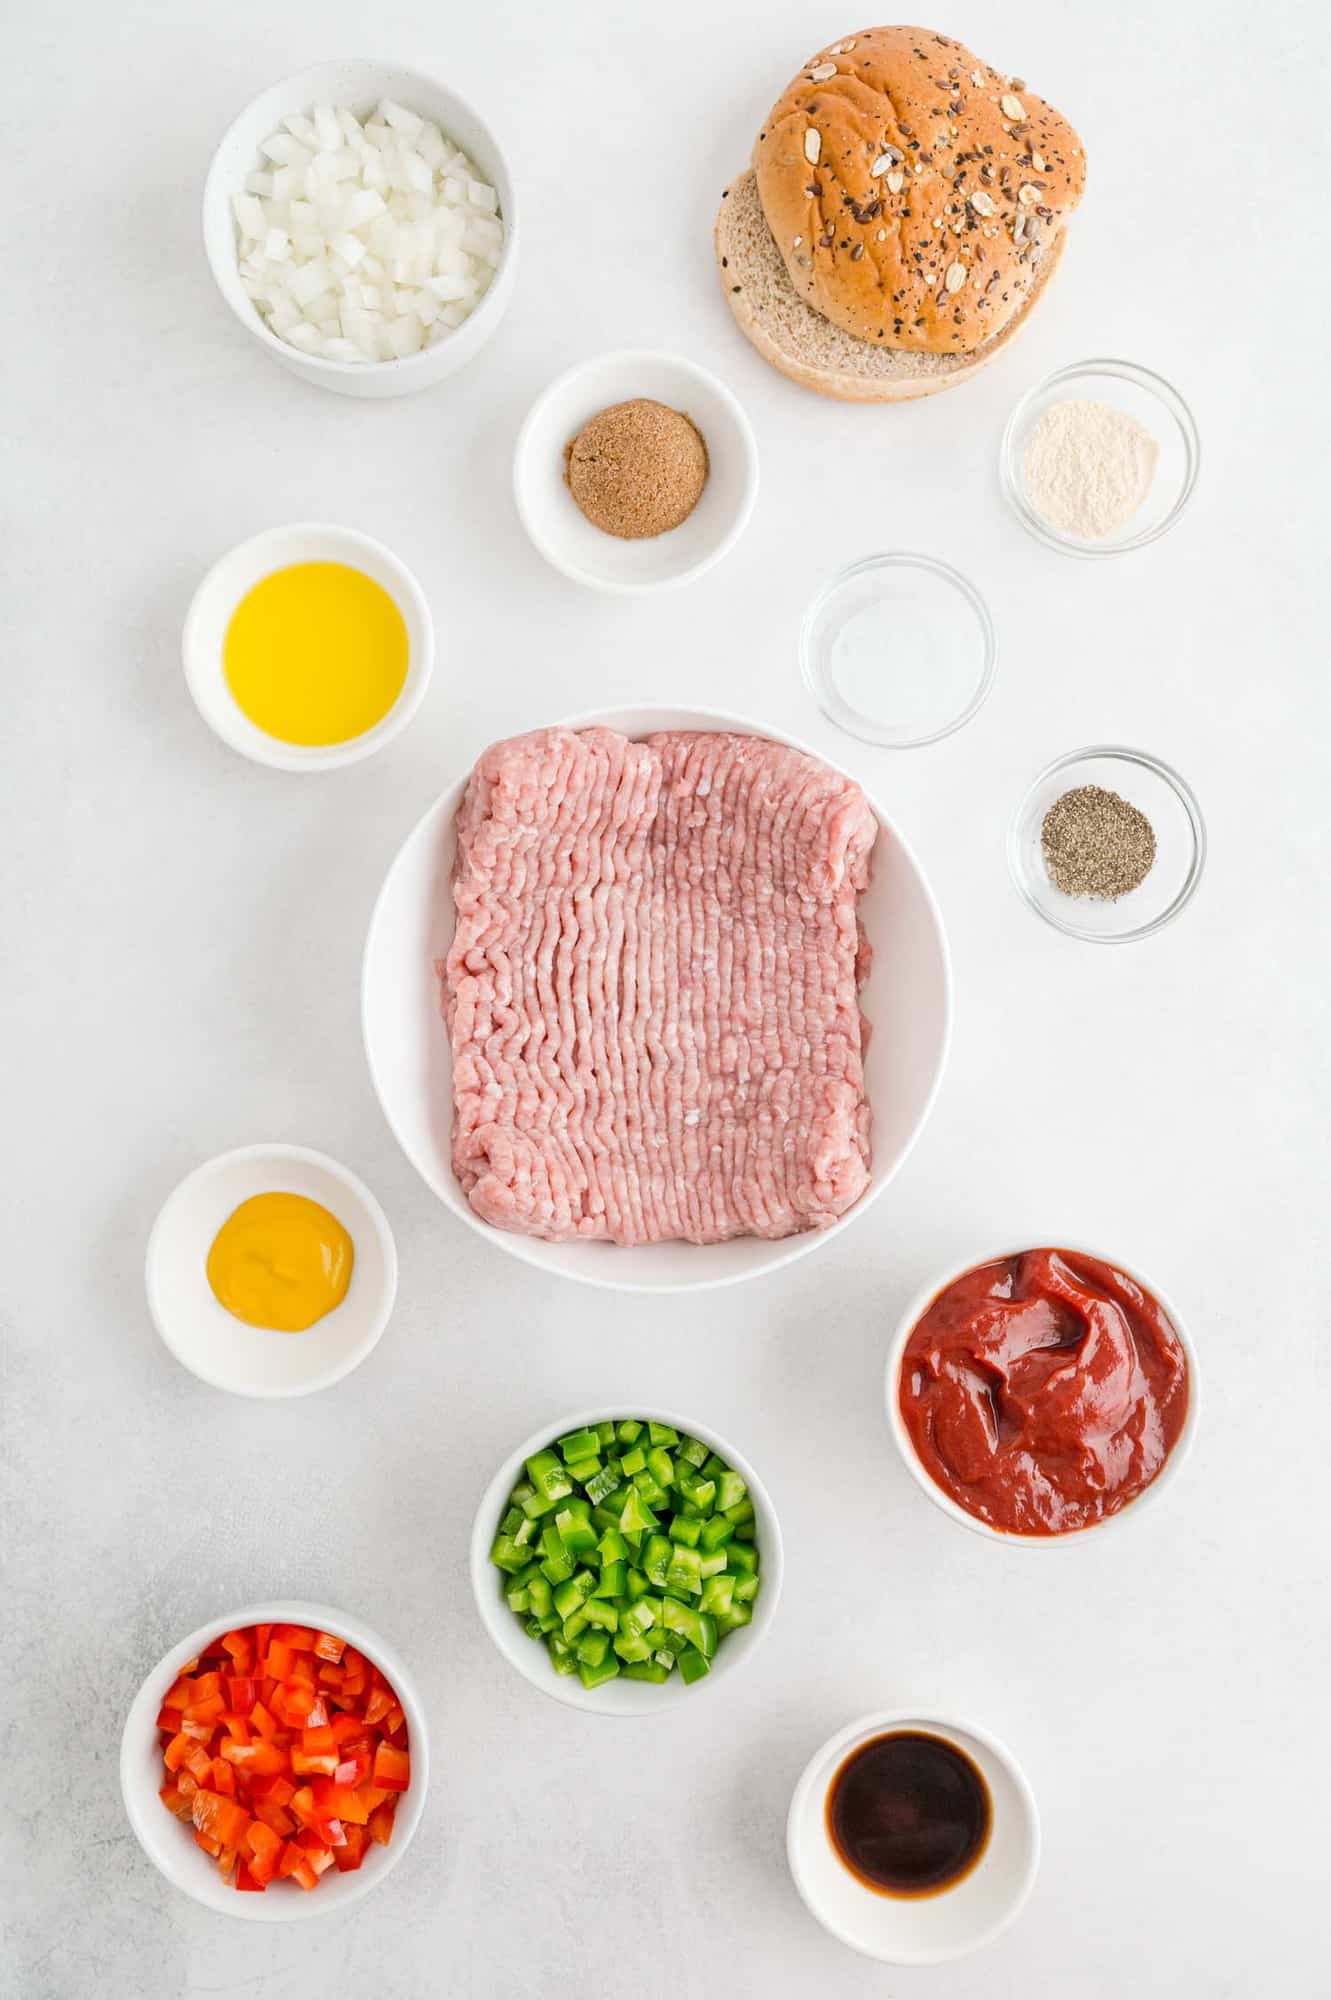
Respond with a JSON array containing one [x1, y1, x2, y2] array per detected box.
[[513, 350, 759, 591], [1000, 360, 1200, 556]]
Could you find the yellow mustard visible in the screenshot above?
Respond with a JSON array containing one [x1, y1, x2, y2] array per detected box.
[[207, 1192, 354, 1333]]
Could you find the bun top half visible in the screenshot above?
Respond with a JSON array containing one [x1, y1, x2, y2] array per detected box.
[[753, 26, 1085, 355]]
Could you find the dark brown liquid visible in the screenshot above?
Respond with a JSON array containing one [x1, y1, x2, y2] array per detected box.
[[826, 1731, 991, 1898]]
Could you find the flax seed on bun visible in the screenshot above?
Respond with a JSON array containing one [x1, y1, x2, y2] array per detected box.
[[716, 26, 1084, 401]]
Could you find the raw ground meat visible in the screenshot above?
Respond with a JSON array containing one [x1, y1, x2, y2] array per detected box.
[[441, 727, 876, 1245]]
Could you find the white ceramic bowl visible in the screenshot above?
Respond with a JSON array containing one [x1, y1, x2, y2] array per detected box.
[[787, 1709, 1039, 1964], [145, 1144, 397, 1397], [183, 522, 434, 772], [469, 1407, 782, 1715], [203, 59, 517, 399], [361, 703, 952, 1292], [885, 1243, 1199, 1543], [513, 351, 758, 591], [120, 1599, 428, 1919]]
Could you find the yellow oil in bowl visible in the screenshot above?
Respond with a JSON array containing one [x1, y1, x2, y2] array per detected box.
[[223, 561, 409, 746]]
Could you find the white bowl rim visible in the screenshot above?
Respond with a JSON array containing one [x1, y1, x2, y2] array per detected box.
[[120, 1597, 429, 1921], [468, 1403, 783, 1715], [202, 57, 518, 382], [182, 521, 435, 773], [511, 349, 760, 593], [884, 1241, 1200, 1544], [144, 1142, 399, 1397], [999, 356, 1201, 558], [786, 1706, 1040, 1965], [359, 700, 954, 1293]]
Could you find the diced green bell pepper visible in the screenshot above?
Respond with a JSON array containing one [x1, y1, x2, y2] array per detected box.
[[558, 1426, 602, 1464], [623, 1660, 669, 1683], [715, 1468, 748, 1513], [647, 1422, 679, 1447], [616, 1419, 644, 1444], [577, 1652, 620, 1690], [678, 1645, 711, 1684], [490, 1532, 532, 1574], [668, 1514, 701, 1548], [539, 1523, 575, 1584], [677, 1435, 709, 1469], [666, 1544, 704, 1596], [585, 1460, 622, 1507], [552, 1570, 596, 1619], [553, 1498, 597, 1554], [582, 1596, 618, 1633], [619, 1486, 658, 1534], [700, 1572, 735, 1616], [646, 1446, 676, 1490], [699, 1513, 734, 1553], [643, 1535, 672, 1587], [526, 1449, 573, 1505], [619, 1445, 647, 1478], [593, 1561, 626, 1598]]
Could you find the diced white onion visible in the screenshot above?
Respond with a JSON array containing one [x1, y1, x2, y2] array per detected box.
[[231, 101, 504, 363]]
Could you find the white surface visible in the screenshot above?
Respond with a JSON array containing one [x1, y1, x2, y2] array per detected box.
[[513, 351, 758, 590], [787, 1711, 1039, 1963], [119, 1600, 429, 1918], [468, 1406, 784, 1714], [883, 1243, 1200, 1544], [183, 522, 433, 770], [2, 2, 1328, 1996], [145, 1144, 397, 1397], [203, 58, 518, 397], [363, 703, 950, 1290]]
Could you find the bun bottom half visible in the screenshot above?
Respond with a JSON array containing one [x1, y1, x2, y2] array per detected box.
[[714, 169, 1065, 404]]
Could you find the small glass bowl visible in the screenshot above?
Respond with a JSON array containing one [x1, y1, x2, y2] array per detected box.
[[1000, 360, 1200, 557], [1008, 747, 1206, 942], [800, 553, 996, 748]]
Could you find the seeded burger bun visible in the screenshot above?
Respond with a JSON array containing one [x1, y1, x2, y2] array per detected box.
[[716, 26, 1085, 401]]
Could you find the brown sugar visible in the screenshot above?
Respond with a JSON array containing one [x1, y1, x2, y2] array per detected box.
[[564, 399, 708, 539]]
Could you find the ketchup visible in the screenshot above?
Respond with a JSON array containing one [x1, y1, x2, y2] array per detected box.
[[898, 1248, 1189, 1536]]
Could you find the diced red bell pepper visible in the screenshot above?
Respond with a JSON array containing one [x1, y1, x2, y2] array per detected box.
[[273, 1623, 317, 1650], [191, 1788, 251, 1851], [156, 1620, 408, 1901], [248, 1700, 279, 1741], [243, 1820, 283, 1887], [373, 1743, 410, 1793], [183, 1741, 214, 1785], [220, 1631, 254, 1670], [219, 1739, 288, 1777], [362, 1687, 394, 1728], [226, 1676, 257, 1715]]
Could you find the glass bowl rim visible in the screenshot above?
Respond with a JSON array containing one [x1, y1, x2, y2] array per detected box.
[[999, 359, 1201, 559], [799, 550, 997, 748], [1007, 743, 1207, 942]]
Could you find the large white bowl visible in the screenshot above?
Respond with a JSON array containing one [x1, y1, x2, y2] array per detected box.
[[203, 59, 517, 399], [361, 705, 952, 1292], [885, 1243, 1199, 1544], [787, 1709, 1039, 1964], [469, 1407, 782, 1715], [120, 1599, 429, 1920]]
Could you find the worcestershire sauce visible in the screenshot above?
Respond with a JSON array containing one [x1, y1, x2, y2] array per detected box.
[[826, 1731, 991, 1897]]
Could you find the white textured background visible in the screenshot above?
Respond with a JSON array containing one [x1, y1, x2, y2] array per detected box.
[[4, 1, 1328, 1995]]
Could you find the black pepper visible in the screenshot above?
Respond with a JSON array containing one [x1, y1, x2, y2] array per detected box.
[[1040, 786, 1157, 900]]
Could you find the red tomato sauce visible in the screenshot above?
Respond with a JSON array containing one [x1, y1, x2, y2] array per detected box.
[[898, 1248, 1189, 1536]]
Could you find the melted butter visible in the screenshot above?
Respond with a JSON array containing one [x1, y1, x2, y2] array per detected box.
[[207, 1192, 353, 1333], [223, 561, 408, 746]]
